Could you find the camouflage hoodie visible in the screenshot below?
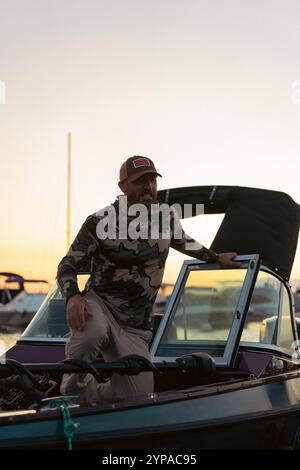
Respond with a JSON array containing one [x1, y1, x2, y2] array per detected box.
[[57, 197, 218, 329]]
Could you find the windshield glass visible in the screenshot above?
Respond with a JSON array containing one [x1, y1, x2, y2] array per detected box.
[[241, 271, 281, 343], [156, 267, 247, 357]]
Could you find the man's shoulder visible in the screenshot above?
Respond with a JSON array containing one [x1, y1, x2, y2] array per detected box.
[[83, 201, 116, 232]]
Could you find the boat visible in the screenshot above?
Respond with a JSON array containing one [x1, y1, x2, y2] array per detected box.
[[0, 275, 49, 328], [0, 185, 299, 450], [0, 273, 24, 306], [152, 282, 173, 314]]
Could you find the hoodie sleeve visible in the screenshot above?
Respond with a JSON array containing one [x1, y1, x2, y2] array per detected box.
[[56, 215, 99, 302]]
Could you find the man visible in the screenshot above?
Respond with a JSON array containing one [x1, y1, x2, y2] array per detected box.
[[57, 156, 239, 404]]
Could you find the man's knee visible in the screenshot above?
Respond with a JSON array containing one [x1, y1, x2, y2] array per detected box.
[[79, 325, 109, 350], [67, 322, 109, 359]]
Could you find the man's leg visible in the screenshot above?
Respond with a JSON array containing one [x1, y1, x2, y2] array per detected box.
[[60, 290, 111, 404], [61, 289, 154, 403], [104, 325, 154, 401], [86, 290, 154, 401], [85, 291, 153, 402]]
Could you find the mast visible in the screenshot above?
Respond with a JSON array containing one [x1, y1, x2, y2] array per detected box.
[[66, 132, 71, 250]]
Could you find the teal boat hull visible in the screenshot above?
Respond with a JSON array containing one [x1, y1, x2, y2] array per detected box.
[[1, 373, 300, 449]]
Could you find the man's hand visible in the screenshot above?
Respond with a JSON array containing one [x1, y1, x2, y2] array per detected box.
[[67, 294, 93, 331], [217, 252, 241, 267]]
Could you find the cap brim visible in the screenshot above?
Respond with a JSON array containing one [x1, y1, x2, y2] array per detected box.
[[128, 170, 162, 182]]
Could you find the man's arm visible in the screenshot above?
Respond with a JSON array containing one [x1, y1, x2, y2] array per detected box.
[[57, 215, 100, 330], [56, 215, 99, 303]]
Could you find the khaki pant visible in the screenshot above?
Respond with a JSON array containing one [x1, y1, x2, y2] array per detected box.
[[60, 289, 153, 404]]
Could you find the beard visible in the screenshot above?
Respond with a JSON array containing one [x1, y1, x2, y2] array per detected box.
[[127, 191, 157, 206]]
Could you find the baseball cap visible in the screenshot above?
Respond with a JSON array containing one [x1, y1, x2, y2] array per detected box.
[[119, 156, 162, 183]]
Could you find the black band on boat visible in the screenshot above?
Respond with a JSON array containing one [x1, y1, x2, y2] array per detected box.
[[62, 358, 110, 383]]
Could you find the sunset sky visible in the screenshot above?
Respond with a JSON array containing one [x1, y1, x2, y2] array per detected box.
[[0, 0, 299, 289]]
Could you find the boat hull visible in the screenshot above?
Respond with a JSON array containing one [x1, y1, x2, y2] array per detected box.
[[1, 375, 300, 450]]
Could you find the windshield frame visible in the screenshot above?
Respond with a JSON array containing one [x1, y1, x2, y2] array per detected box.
[[150, 254, 261, 367]]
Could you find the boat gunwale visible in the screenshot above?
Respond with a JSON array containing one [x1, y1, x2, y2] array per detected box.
[[2, 365, 300, 426]]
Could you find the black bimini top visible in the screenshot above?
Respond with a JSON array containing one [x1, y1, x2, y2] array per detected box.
[[158, 186, 300, 280]]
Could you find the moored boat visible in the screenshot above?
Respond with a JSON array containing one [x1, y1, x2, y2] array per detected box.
[[0, 185, 300, 450], [0, 278, 49, 327]]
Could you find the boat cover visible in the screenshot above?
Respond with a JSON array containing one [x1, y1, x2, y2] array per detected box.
[[158, 186, 300, 279]]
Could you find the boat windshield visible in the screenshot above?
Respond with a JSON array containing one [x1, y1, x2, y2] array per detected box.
[[22, 275, 89, 339], [154, 267, 248, 358]]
